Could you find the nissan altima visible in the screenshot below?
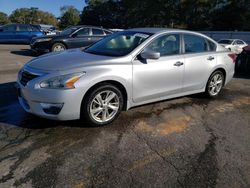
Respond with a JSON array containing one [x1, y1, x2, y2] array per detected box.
[[17, 28, 236, 126]]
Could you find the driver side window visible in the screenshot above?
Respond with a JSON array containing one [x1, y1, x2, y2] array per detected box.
[[144, 34, 180, 56]]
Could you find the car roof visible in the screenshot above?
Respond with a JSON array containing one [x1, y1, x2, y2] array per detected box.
[[69, 25, 110, 29], [219, 39, 243, 41], [127, 27, 184, 34]]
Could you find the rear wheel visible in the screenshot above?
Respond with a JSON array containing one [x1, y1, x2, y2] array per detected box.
[[205, 70, 225, 97], [51, 43, 66, 52], [81, 84, 124, 126]]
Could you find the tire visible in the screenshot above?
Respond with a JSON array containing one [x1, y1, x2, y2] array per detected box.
[[205, 70, 225, 98], [81, 84, 124, 126], [51, 43, 66, 52]]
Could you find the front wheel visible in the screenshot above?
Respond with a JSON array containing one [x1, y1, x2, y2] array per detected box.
[[205, 70, 225, 97], [81, 84, 124, 126], [51, 43, 66, 52]]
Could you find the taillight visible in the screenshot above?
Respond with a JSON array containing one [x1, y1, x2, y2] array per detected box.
[[228, 53, 237, 63]]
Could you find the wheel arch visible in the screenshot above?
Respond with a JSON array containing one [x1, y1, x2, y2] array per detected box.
[[81, 80, 128, 113], [209, 67, 227, 86]]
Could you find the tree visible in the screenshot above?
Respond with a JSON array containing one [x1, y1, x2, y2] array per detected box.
[[9, 8, 57, 26], [80, 0, 250, 31], [59, 6, 80, 29], [81, 0, 125, 28], [211, 0, 250, 31], [0, 12, 9, 25]]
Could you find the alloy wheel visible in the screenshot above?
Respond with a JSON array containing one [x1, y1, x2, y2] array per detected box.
[[90, 90, 120, 123], [53, 44, 65, 52], [208, 73, 223, 96]]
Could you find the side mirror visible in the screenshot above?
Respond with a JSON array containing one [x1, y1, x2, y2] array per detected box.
[[140, 50, 160, 60]]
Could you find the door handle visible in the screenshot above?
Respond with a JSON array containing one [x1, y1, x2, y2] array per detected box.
[[207, 56, 215, 61], [174, 61, 184, 66]]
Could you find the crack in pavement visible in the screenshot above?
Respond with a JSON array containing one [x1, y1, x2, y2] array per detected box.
[[130, 126, 184, 187], [180, 104, 219, 188]]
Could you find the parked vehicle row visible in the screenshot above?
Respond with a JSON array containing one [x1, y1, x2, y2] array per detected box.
[[17, 28, 236, 126], [0, 23, 113, 50], [30, 25, 113, 53], [0, 23, 248, 56]]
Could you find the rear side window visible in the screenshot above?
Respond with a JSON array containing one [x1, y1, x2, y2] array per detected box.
[[236, 40, 244, 45], [92, 28, 104, 35], [18, 25, 31, 31], [184, 34, 208, 53], [2, 24, 16, 31]]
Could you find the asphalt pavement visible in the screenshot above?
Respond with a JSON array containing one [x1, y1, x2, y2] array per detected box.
[[0, 45, 250, 188]]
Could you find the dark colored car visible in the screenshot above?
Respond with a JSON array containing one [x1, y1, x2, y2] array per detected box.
[[235, 45, 250, 73], [30, 26, 113, 53], [0, 23, 44, 44]]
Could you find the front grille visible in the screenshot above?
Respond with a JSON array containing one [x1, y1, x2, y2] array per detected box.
[[20, 71, 39, 86]]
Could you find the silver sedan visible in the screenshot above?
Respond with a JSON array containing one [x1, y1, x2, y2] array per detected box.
[[17, 28, 235, 126]]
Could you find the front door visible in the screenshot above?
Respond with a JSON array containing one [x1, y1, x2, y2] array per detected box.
[[132, 34, 184, 103]]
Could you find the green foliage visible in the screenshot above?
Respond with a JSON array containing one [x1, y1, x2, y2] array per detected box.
[[81, 0, 250, 31], [9, 8, 57, 26], [0, 12, 9, 24], [59, 6, 80, 29]]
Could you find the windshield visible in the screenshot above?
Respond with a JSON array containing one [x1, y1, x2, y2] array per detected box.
[[60, 27, 79, 35], [84, 31, 152, 57], [218, 39, 233, 44]]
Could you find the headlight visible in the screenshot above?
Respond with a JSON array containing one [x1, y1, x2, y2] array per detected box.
[[39, 72, 85, 89], [36, 38, 52, 43]]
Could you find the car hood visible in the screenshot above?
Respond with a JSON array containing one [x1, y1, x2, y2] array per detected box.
[[26, 48, 117, 71]]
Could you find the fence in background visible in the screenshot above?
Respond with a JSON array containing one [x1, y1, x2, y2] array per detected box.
[[200, 31, 250, 44]]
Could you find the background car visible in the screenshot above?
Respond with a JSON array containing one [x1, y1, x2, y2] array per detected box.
[[36, 24, 57, 35], [30, 25, 113, 53], [218, 39, 248, 54], [0, 23, 44, 44], [235, 45, 250, 73]]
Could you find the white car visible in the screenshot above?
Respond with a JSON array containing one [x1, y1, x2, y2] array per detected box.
[[218, 39, 247, 54]]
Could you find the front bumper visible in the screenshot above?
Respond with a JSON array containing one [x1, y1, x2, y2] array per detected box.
[[30, 41, 51, 53], [16, 81, 86, 121]]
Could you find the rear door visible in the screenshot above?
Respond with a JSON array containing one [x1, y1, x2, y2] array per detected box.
[[66, 28, 91, 48], [0, 24, 17, 43], [182, 34, 217, 92]]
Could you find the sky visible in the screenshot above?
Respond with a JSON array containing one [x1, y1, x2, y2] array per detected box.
[[0, 0, 86, 17]]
